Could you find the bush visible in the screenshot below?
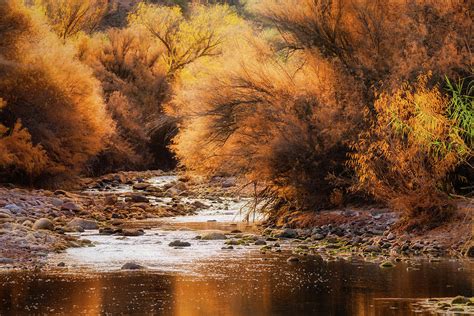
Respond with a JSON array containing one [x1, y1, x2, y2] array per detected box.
[[350, 74, 473, 225], [171, 39, 365, 211], [0, 1, 112, 185]]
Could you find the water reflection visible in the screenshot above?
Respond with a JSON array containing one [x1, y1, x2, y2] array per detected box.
[[0, 257, 471, 315]]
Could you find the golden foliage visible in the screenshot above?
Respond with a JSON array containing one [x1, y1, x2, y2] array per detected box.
[[0, 1, 112, 183], [350, 74, 473, 219], [34, 0, 109, 40]]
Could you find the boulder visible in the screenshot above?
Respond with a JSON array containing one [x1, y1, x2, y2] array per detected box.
[[121, 229, 145, 237], [67, 218, 98, 230], [169, 240, 191, 247], [201, 232, 227, 240], [128, 195, 149, 203], [32, 218, 54, 231], [121, 262, 146, 270], [133, 183, 150, 190], [274, 228, 298, 238]]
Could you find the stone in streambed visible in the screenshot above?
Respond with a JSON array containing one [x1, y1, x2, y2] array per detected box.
[[133, 183, 150, 190], [379, 261, 395, 268], [121, 229, 145, 237], [121, 262, 146, 270], [127, 195, 149, 203], [201, 232, 227, 240], [287, 256, 300, 263], [169, 240, 191, 247], [61, 202, 82, 212], [274, 228, 298, 238], [451, 296, 470, 304], [0, 258, 14, 264], [255, 239, 267, 245], [67, 218, 98, 230], [32, 218, 54, 231]]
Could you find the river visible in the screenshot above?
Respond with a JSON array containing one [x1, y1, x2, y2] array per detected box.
[[0, 176, 471, 315]]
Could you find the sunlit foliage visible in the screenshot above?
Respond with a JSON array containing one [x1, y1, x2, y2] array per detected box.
[[350, 75, 473, 225], [0, 1, 112, 184], [34, 0, 109, 40]]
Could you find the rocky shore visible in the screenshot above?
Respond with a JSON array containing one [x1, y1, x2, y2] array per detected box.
[[0, 171, 239, 268], [0, 171, 472, 270]]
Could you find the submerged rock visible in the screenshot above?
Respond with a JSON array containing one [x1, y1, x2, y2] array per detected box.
[[61, 202, 82, 212], [451, 296, 470, 305], [201, 232, 227, 240], [169, 240, 191, 247], [121, 262, 146, 270], [287, 256, 300, 263], [32, 218, 54, 231]]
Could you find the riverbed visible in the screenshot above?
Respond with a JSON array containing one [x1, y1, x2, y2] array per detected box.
[[0, 175, 472, 315]]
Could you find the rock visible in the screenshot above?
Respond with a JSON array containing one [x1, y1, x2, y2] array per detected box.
[[192, 201, 210, 209], [122, 229, 145, 237], [311, 233, 325, 241], [386, 232, 396, 240], [4, 204, 22, 215], [230, 229, 242, 234], [287, 256, 300, 263], [32, 218, 54, 231], [99, 227, 115, 235], [169, 240, 191, 247], [57, 262, 66, 267], [255, 239, 267, 246], [121, 262, 145, 270], [128, 195, 149, 203], [363, 245, 381, 253], [64, 225, 84, 233], [221, 178, 236, 188], [379, 261, 395, 268], [50, 198, 64, 207], [274, 228, 298, 238], [61, 202, 82, 212], [451, 296, 470, 304], [201, 232, 227, 240], [133, 183, 150, 190], [67, 218, 98, 230], [104, 195, 118, 205], [0, 258, 14, 264]]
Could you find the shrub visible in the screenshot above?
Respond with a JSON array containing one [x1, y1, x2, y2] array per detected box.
[[0, 99, 48, 182], [350, 74, 473, 225], [171, 40, 365, 211], [0, 1, 112, 185]]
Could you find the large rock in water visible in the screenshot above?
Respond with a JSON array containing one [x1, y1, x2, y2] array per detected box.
[[121, 262, 146, 270], [201, 232, 227, 240], [273, 228, 298, 238], [169, 240, 191, 247], [67, 218, 98, 230], [32, 218, 54, 230]]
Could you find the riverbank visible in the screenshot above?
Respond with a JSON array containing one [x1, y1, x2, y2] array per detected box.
[[0, 171, 472, 270]]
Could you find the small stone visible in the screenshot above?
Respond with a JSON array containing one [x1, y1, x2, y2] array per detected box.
[[121, 262, 145, 270], [122, 229, 145, 237], [379, 261, 395, 268], [255, 240, 267, 246], [57, 262, 66, 267], [61, 202, 82, 212], [133, 183, 150, 190], [287, 256, 300, 263], [32, 218, 54, 231], [0, 258, 14, 264], [169, 240, 191, 247], [311, 233, 325, 241], [128, 195, 149, 203]]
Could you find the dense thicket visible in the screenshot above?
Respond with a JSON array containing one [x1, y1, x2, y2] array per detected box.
[[170, 0, 473, 221], [0, 1, 111, 185]]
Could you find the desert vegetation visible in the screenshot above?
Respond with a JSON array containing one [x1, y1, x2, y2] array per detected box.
[[0, 0, 472, 225]]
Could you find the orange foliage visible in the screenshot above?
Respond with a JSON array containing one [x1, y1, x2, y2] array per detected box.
[[0, 1, 112, 184]]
